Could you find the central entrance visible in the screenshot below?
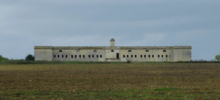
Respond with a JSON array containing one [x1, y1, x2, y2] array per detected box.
[[116, 53, 119, 59]]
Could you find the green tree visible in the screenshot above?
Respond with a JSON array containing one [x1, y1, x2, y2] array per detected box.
[[0, 55, 9, 63], [215, 54, 220, 61], [25, 54, 34, 61]]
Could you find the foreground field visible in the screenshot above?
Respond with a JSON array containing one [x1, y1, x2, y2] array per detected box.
[[0, 63, 220, 99]]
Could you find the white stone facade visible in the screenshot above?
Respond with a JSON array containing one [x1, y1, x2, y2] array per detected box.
[[34, 38, 192, 62]]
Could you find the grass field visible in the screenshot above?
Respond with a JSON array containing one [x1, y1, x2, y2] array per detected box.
[[0, 63, 220, 99]]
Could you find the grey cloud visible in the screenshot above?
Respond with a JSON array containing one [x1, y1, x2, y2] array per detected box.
[[0, 0, 220, 60]]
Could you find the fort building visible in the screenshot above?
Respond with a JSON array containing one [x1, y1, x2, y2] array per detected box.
[[34, 38, 192, 62]]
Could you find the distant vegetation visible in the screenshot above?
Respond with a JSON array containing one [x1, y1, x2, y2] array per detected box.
[[215, 54, 220, 61]]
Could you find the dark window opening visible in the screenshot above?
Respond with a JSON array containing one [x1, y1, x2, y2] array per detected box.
[[135, 55, 137, 58], [128, 50, 132, 52], [117, 53, 119, 59], [158, 55, 160, 58], [83, 55, 85, 58], [166, 55, 168, 58], [62, 55, 64, 58], [92, 55, 94, 58], [163, 50, 166, 52], [131, 55, 133, 58], [94, 50, 97, 52], [152, 55, 154, 58], [75, 55, 77, 58], [89, 55, 91, 58], [97, 55, 99, 58], [162, 55, 163, 58], [100, 55, 102, 58], [111, 50, 114, 52], [146, 50, 149, 52], [71, 55, 73, 58], [59, 50, 62, 52], [123, 55, 125, 58], [79, 55, 81, 58], [148, 55, 150, 58], [66, 55, 67, 58], [127, 55, 129, 58], [58, 55, 59, 58], [54, 55, 56, 58], [140, 55, 142, 58], [144, 55, 146, 58]]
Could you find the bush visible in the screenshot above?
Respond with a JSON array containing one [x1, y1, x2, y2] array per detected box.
[[25, 54, 34, 61]]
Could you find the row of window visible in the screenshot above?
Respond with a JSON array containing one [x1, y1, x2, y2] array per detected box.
[[59, 50, 167, 52], [123, 55, 170, 58], [54, 55, 103, 58], [54, 54, 170, 59]]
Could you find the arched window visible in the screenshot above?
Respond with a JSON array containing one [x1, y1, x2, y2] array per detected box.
[[58, 55, 59, 58], [100, 55, 102, 58], [127, 55, 129, 58], [71, 55, 73, 58], [128, 50, 132, 52], [66, 55, 68, 58], [97, 55, 99, 58], [83, 55, 85, 58], [140, 55, 142, 58], [111, 50, 114, 52], [123, 55, 125, 58], [146, 50, 149, 52], [163, 50, 166, 52], [59, 50, 62, 52], [88, 55, 91, 58], [54, 55, 56, 58], [75, 55, 77, 58]]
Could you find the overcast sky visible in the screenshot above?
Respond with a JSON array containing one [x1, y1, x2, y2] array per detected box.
[[1, 0, 220, 60]]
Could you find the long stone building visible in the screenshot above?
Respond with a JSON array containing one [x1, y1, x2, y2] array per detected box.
[[34, 38, 192, 62]]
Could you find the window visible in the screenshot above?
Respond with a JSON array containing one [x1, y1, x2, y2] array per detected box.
[[89, 55, 91, 58], [127, 55, 129, 58], [135, 55, 137, 58], [54, 55, 56, 58], [111, 50, 114, 52], [97, 55, 98, 58], [62, 55, 64, 58], [94, 50, 97, 52], [83, 55, 85, 58], [128, 50, 132, 52], [166, 55, 168, 58], [146, 50, 149, 52], [158, 55, 160, 58], [75, 55, 77, 58], [162, 55, 163, 58], [100, 55, 102, 58], [92, 55, 94, 58], [140, 55, 142, 58], [144, 55, 146, 58], [66, 55, 68, 58], [59, 50, 62, 52], [58, 55, 59, 58], [163, 50, 166, 52], [123, 55, 125, 58], [71, 55, 73, 58], [131, 55, 133, 58], [148, 55, 150, 58], [79, 55, 81, 58], [152, 55, 154, 58]]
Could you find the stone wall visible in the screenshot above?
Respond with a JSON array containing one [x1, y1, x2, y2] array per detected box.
[[34, 46, 192, 62]]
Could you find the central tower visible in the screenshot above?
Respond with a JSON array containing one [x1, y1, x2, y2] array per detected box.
[[110, 38, 115, 47]]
